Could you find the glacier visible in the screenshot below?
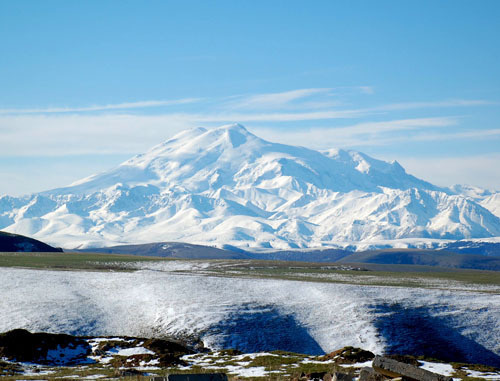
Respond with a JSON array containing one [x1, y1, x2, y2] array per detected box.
[[0, 123, 499, 250]]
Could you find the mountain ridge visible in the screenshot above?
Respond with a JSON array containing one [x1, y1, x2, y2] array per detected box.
[[1, 124, 499, 250]]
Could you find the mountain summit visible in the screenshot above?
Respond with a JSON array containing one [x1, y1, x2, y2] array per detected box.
[[1, 124, 499, 249]]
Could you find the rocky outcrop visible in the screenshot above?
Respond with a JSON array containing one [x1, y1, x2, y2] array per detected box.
[[371, 356, 452, 381], [322, 346, 375, 363], [0, 329, 195, 368], [0, 329, 90, 365], [152, 375, 228, 381], [142, 338, 195, 366], [293, 371, 353, 381]]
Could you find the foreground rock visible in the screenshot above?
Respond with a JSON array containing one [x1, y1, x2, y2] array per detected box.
[[322, 346, 375, 363], [0, 329, 90, 365], [152, 375, 228, 381], [0, 329, 194, 368], [0, 332, 499, 380], [370, 356, 452, 381]]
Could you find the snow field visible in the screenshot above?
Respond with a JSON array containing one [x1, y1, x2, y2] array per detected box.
[[0, 266, 499, 359]]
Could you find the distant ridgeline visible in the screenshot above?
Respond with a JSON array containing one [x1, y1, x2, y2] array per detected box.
[[0, 231, 62, 252]]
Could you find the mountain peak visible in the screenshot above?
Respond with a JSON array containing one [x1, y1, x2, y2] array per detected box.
[[217, 123, 253, 148], [219, 123, 248, 132], [3, 124, 499, 249], [162, 124, 254, 150]]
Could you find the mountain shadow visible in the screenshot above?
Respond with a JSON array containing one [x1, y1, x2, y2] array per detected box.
[[206, 304, 324, 355], [372, 303, 500, 367]]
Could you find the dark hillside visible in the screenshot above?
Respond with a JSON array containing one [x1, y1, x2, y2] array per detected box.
[[0, 231, 62, 253], [442, 241, 500, 256], [338, 249, 500, 271], [79, 241, 250, 259]]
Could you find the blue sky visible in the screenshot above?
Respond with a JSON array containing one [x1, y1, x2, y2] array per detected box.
[[1, 0, 499, 195]]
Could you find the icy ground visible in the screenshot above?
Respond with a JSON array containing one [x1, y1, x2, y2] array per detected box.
[[0, 263, 499, 366]]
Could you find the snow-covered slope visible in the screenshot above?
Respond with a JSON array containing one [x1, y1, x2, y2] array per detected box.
[[1, 266, 499, 365], [449, 184, 500, 219], [480, 194, 500, 218], [1, 124, 499, 249]]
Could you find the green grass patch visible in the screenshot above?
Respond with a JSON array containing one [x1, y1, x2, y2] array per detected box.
[[205, 260, 500, 290], [1, 252, 498, 291], [0, 251, 172, 271]]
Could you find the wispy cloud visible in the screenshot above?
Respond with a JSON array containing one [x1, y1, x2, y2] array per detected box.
[[225, 86, 376, 111], [199, 97, 493, 123], [0, 84, 492, 124], [0, 114, 196, 155], [191, 108, 368, 122], [0, 88, 496, 157], [252, 117, 459, 148], [340, 128, 500, 148], [358, 86, 375, 95], [325, 116, 457, 135], [0, 98, 202, 114], [227, 88, 332, 110], [1, 87, 498, 195], [252, 117, 500, 149], [374, 99, 495, 112], [2, 112, 497, 157]]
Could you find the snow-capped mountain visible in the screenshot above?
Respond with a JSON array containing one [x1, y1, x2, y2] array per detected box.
[[449, 184, 500, 219], [1, 124, 499, 249]]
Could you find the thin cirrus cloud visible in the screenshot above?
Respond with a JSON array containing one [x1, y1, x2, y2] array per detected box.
[[342, 127, 500, 148], [256, 122, 500, 150], [226, 88, 333, 110], [194, 97, 492, 123], [0, 85, 491, 122], [0, 98, 203, 114], [0, 87, 347, 115], [252, 117, 460, 148], [191, 108, 367, 122], [0, 113, 197, 156], [374, 99, 495, 112], [0, 87, 496, 157], [223, 86, 375, 110]]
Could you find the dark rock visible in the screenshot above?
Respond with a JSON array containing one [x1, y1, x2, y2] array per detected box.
[[153, 374, 228, 381], [333, 371, 353, 381], [0, 329, 91, 365], [308, 371, 328, 380], [386, 355, 421, 367], [114, 368, 145, 377], [0, 360, 23, 376], [110, 353, 157, 368], [373, 356, 452, 381], [359, 367, 387, 381], [96, 338, 139, 353], [323, 346, 375, 363], [142, 337, 195, 367], [217, 348, 243, 356], [143, 338, 194, 357], [323, 372, 354, 381]]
